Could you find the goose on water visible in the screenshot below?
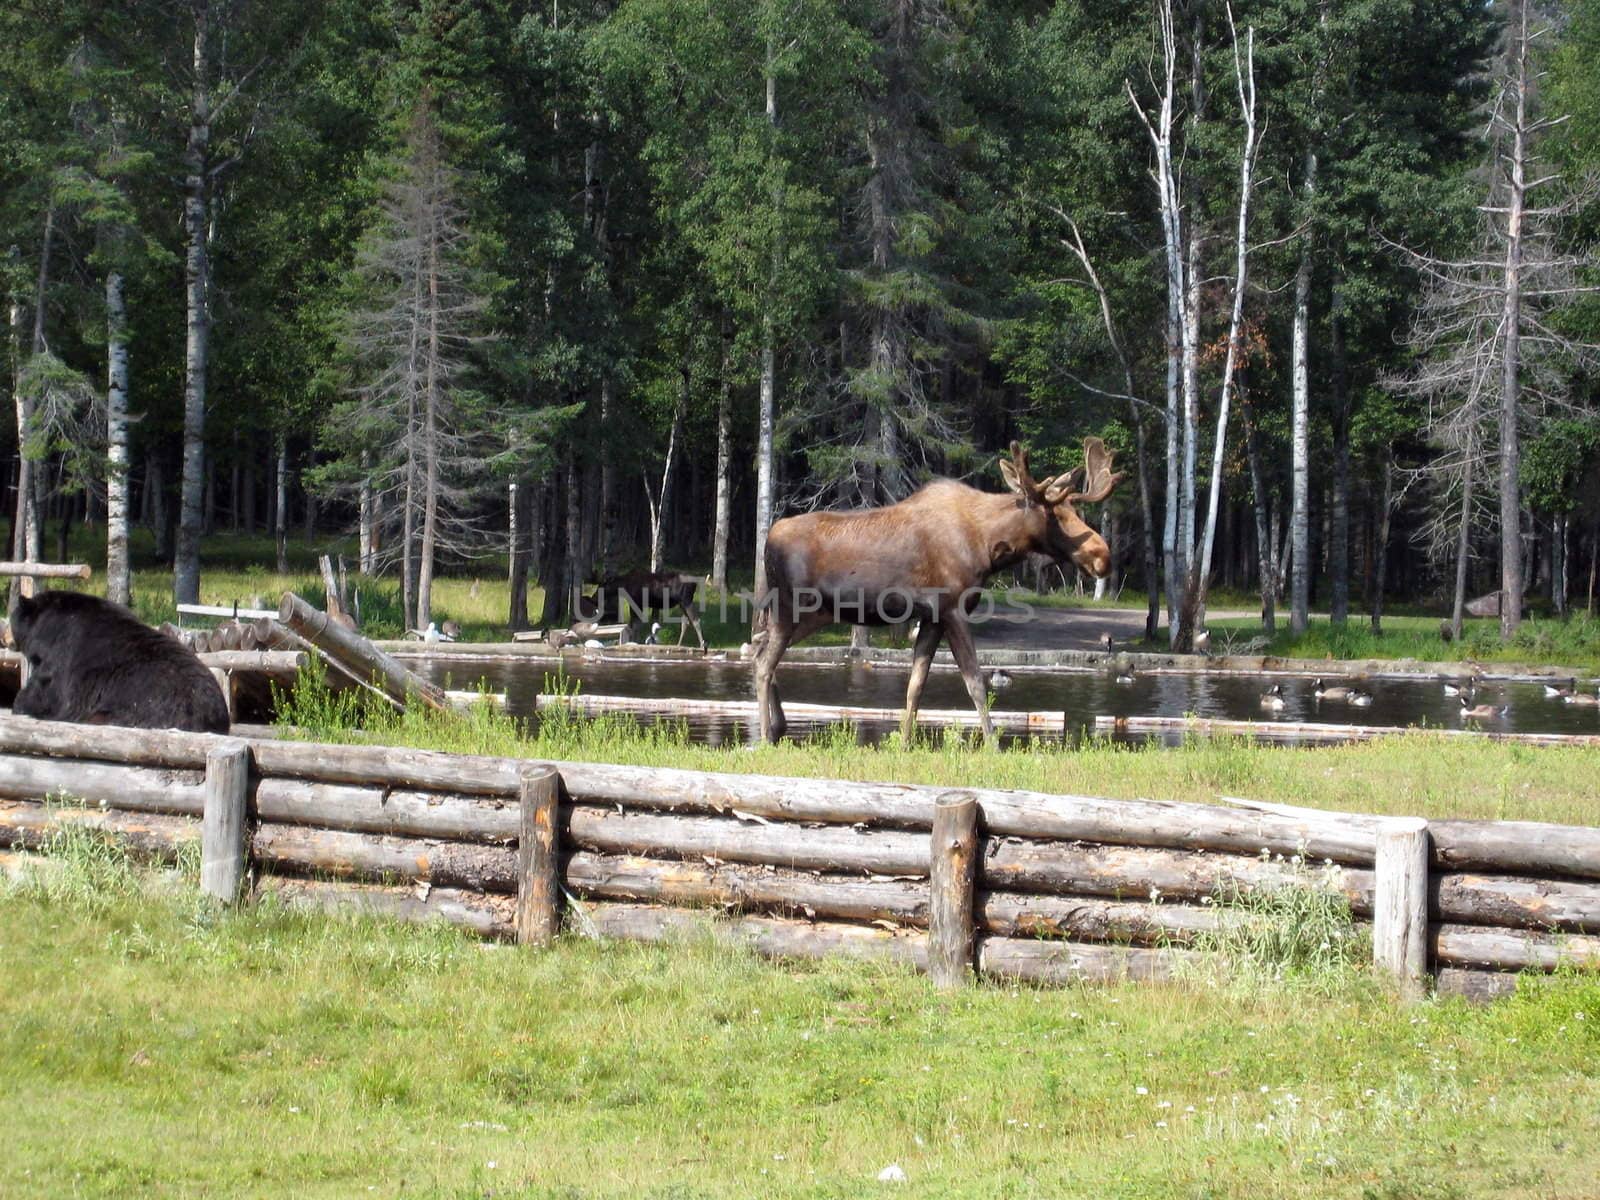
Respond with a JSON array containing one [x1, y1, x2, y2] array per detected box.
[[990, 669, 1013, 689], [1259, 684, 1286, 711], [1460, 695, 1507, 720], [1564, 685, 1600, 707], [1544, 678, 1578, 699], [1313, 677, 1356, 701]]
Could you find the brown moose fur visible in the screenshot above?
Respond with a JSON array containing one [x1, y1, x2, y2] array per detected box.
[[754, 439, 1124, 743]]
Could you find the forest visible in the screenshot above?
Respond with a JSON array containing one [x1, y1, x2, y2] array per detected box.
[[2, 0, 1598, 644]]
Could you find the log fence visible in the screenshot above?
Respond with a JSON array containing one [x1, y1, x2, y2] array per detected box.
[[2, 714, 1598, 1001]]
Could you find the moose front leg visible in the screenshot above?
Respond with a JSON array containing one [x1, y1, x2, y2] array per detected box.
[[942, 615, 996, 745], [753, 620, 791, 743], [900, 619, 943, 742]]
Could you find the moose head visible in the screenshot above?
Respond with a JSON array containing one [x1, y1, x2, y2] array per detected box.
[[998, 437, 1125, 578]]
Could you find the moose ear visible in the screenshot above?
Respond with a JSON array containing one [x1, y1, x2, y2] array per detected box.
[[999, 457, 1025, 496]]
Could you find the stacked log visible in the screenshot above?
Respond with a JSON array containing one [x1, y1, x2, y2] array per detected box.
[[0, 714, 1598, 997]]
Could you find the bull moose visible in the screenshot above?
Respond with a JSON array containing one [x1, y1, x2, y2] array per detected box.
[[753, 438, 1124, 744]]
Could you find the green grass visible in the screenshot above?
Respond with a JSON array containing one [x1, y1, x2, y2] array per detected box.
[[3, 850, 1600, 1199], [1205, 613, 1600, 672]]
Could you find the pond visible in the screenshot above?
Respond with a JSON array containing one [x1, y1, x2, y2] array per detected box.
[[408, 654, 1600, 747]]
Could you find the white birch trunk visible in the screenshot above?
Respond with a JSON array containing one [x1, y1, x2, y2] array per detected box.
[[1289, 154, 1316, 636], [712, 342, 732, 592], [1128, 0, 1184, 639], [753, 46, 779, 602], [105, 268, 132, 606], [1194, 21, 1258, 629], [647, 390, 684, 575]]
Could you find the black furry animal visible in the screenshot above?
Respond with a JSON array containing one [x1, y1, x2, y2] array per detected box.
[[9, 591, 230, 732]]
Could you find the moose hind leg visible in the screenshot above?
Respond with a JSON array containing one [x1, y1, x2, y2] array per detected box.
[[754, 619, 793, 742], [942, 617, 996, 744], [900, 620, 943, 742]]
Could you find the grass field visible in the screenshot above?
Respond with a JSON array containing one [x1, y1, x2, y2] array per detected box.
[[4, 836, 1600, 1200]]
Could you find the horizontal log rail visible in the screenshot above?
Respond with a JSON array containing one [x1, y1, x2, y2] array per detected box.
[[0, 561, 91, 579], [2, 715, 1598, 880]]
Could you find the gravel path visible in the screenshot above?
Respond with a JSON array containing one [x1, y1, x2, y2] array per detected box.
[[970, 604, 1259, 652]]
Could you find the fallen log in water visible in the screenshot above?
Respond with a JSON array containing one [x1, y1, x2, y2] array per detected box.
[[278, 592, 448, 712], [536, 692, 1066, 736]]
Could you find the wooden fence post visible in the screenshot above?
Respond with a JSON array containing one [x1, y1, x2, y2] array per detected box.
[[929, 790, 979, 988], [1373, 817, 1431, 1001], [516, 765, 562, 947], [200, 741, 251, 903]]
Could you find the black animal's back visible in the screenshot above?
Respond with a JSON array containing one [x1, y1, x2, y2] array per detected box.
[[10, 591, 229, 733]]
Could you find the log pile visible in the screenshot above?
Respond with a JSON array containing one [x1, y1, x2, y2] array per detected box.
[[0, 713, 1597, 1000]]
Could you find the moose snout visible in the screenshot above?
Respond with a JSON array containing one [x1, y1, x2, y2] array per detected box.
[[1074, 537, 1112, 579]]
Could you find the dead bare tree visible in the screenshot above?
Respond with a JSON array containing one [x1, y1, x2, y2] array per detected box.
[[321, 103, 493, 632], [1387, 0, 1600, 639]]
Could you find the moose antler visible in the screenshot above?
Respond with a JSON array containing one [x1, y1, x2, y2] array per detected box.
[[1065, 437, 1124, 504], [999, 440, 1048, 499]]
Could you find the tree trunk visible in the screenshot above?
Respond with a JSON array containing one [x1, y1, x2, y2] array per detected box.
[[646, 380, 685, 574], [1245, 398, 1275, 637], [712, 330, 733, 593], [416, 235, 442, 632], [508, 479, 532, 632], [1552, 511, 1567, 616], [274, 436, 289, 574], [1371, 448, 1395, 634], [1329, 293, 1351, 624], [1451, 442, 1475, 642], [1289, 174, 1315, 636], [598, 376, 615, 573], [564, 447, 582, 619], [359, 454, 375, 576], [175, 4, 212, 606], [105, 267, 132, 606], [1193, 24, 1257, 631], [1498, 0, 1529, 639]]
